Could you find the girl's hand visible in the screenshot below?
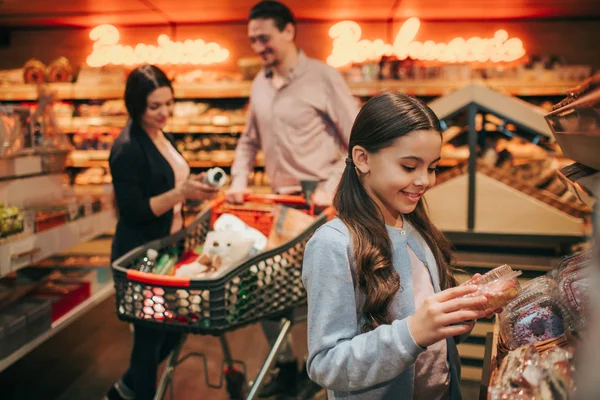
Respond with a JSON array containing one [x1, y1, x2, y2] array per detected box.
[[407, 285, 487, 348], [462, 274, 504, 319]]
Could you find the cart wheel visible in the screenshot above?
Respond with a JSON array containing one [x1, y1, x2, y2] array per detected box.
[[225, 368, 246, 400]]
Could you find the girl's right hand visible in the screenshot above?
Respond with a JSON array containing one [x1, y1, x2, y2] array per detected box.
[[179, 173, 219, 201], [407, 285, 488, 348]]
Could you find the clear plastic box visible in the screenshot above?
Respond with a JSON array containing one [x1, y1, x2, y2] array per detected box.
[[500, 293, 573, 350], [556, 250, 592, 281], [462, 265, 522, 311], [544, 83, 600, 170], [558, 267, 589, 328], [518, 275, 557, 297]]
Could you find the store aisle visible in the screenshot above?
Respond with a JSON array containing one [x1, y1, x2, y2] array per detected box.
[[0, 295, 480, 400]]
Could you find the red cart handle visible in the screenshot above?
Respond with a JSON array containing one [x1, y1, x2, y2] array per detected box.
[[204, 194, 307, 209], [244, 193, 307, 205], [127, 269, 191, 287]]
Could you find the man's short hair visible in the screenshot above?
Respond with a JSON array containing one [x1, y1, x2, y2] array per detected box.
[[249, 1, 296, 31]]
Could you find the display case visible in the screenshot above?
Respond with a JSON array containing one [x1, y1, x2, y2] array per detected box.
[[479, 74, 599, 400]]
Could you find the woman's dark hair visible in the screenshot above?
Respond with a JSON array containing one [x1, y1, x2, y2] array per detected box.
[[249, 1, 296, 32], [124, 65, 173, 123], [333, 92, 459, 333]]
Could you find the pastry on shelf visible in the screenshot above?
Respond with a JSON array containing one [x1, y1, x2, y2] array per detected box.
[[490, 344, 575, 399], [173, 101, 210, 118], [441, 144, 469, 160], [46, 57, 73, 83], [100, 100, 127, 116], [196, 151, 212, 161], [74, 166, 110, 186], [23, 58, 47, 84], [497, 137, 548, 159], [211, 150, 234, 163], [77, 104, 103, 118]]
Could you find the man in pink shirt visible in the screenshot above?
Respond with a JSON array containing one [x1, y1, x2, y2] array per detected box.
[[226, 1, 359, 398], [226, 0, 359, 209]]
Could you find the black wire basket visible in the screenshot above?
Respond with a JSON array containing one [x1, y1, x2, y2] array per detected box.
[[111, 194, 330, 336]]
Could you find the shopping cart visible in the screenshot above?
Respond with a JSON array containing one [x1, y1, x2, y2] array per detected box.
[[111, 194, 332, 400]]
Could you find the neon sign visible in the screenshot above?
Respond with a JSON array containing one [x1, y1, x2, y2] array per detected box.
[[327, 18, 526, 68], [86, 24, 230, 67]]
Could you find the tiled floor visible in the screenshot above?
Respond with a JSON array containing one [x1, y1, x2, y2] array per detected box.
[[0, 295, 482, 400]]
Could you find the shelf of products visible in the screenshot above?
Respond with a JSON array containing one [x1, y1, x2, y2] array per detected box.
[[0, 209, 116, 278], [426, 86, 592, 237], [0, 280, 114, 373], [0, 79, 585, 102], [478, 74, 599, 399], [430, 83, 554, 139]]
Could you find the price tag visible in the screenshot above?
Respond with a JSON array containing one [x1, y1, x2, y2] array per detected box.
[[23, 210, 35, 234], [67, 198, 79, 221], [83, 197, 93, 217]]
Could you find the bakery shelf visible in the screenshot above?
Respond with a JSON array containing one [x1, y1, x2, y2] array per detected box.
[[66, 159, 264, 169], [168, 125, 245, 134], [66, 160, 109, 168], [0, 83, 73, 101], [0, 79, 584, 102], [60, 117, 245, 135], [545, 88, 600, 170], [0, 280, 114, 374], [0, 209, 117, 278], [429, 82, 553, 138]]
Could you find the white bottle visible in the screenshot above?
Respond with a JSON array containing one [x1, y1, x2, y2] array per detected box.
[[202, 167, 227, 188]]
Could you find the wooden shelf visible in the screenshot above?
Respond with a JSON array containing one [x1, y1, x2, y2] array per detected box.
[[66, 159, 264, 169], [167, 125, 245, 134], [66, 159, 109, 168], [0, 79, 580, 101], [59, 116, 245, 135]]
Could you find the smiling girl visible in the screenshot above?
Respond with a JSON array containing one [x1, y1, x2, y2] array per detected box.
[[302, 92, 489, 399]]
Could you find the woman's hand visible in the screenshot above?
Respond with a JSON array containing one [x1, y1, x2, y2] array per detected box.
[[407, 285, 488, 348], [179, 173, 219, 201]]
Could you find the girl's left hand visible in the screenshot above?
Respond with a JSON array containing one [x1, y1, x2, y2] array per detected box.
[[462, 273, 503, 319]]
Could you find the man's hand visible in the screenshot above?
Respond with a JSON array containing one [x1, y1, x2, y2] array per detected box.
[[312, 189, 334, 208], [225, 187, 251, 204]]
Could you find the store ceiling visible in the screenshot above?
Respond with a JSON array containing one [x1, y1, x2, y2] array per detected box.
[[1, 0, 599, 28]]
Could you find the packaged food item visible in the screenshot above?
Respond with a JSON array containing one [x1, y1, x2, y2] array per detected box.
[[500, 294, 573, 349], [558, 267, 589, 327], [489, 344, 575, 400], [491, 344, 540, 396], [556, 250, 592, 280], [519, 275, 558, 298], [202, 167, 227, 188], [474, 271, 522, 311], [462, 265, 522, 312]]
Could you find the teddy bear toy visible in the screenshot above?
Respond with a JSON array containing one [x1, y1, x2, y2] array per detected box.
[[175, 230, 254, 279]]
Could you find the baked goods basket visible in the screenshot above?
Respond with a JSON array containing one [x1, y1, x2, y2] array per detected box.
[[111, 194, 330, 336]]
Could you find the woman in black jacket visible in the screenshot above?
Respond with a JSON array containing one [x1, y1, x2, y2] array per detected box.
[[105, 65, 218, 400]]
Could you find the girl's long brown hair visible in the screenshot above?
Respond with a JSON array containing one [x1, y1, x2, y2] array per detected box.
[[333, 92, 459, 333]]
